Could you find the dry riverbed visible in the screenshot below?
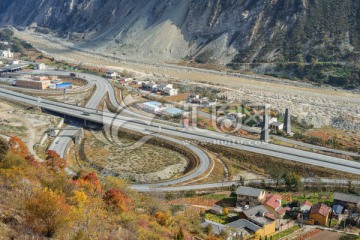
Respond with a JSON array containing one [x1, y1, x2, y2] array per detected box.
[[15, 30, 360, 131]]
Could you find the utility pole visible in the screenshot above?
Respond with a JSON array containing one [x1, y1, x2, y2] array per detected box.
[[63, 88, 66, 103]]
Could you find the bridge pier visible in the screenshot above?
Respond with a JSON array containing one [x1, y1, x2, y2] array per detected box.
[[284, 108, 291, 134], [74, 128, 84, 145], [260, 108, 270, 142]]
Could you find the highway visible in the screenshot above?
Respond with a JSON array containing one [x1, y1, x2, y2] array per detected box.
[[40, 70, 130, 160], [135, 178, 360, 192], [0, 88, 212, 188], [195, 106, 360, 158], [2, 88, 360, 189]]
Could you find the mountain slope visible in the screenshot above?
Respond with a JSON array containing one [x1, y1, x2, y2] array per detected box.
[[0, 0, 359, 64]]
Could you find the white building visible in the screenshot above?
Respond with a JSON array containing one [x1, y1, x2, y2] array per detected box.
[[270, 122, 284, 131], [163, 87, 178, 96], [158, 83, 173, 91], [9, 60, 20, 65], [132, 80, 143, 85], [0, 49, 13, 58], [36, 63, 46, 70], [142, 101, 163, 113], [269, 117, 278, 124], [106, 71, 118, 78], [202, 101, 217, 108]]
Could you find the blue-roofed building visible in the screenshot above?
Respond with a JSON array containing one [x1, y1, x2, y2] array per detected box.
[[56, 82, 72, 90], [333, 204, 344, 215], [142, 101, 163, 113], [161, 107, 185, 117]]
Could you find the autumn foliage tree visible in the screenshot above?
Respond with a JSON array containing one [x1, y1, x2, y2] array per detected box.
[[103, 188, 132, 213], [8, 136, 29, 158], [154, 211, 173, 227], [70, 190, 108, 239], [45, 150, 67, 172], [25, 188, 70, 238], [75, 171, 102, 196]]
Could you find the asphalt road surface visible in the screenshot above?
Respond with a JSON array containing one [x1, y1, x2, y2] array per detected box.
[[0, 88, 212, 188]]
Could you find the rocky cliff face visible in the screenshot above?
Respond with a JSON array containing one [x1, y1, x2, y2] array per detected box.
[[1, 0, 359, 64]]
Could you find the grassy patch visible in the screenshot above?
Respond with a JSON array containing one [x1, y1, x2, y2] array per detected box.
[[331, 219, 339, 227], [205, 213, 235, 224], [286, 192, 333, 205], [202, 194, 228, 200], [271, 225, 301, 240]]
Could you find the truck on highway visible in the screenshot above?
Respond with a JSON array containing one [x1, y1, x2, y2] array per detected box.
[[82, 111, 90, 116], [70, 73, 76, 77]]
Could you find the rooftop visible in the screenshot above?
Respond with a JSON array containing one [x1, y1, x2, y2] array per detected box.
[[143, 101, 162, 108], [301, 200, 313, 207], [310, 203, 331, 217], [270, 122, 283, 127], [226, 219, 261, 233], [236, 186, 264, 197], [162, 107, 183, 115], [333, 204, 344, 215], [334, 192, 360, 204], [263, 194, 282, 210], [242, 205, 268, 217], [249, 215, 274, 226], [201, 220, 227, 235], [211, 205, 223, 212]]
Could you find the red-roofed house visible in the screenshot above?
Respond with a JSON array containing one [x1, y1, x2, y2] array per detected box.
[[309, 203, 332, 226], [263, 194, 286, 218]]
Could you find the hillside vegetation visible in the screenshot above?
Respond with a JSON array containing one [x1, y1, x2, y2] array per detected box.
[[0, 137, 213, 239]]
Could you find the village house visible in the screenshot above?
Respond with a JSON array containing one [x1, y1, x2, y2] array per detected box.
[[308, 203, 332, 226], [106, 71, 118, 78], [270, 122, 284, 131], [334, 192, 360, 209], [201, 216, 275, 240], [161, 107, 186, 117], [157, 83, 173, 91], [0, 49, 13, 58], [35, 63, 46, 70], [163, 87, 178, 96], [238, 205, 277, 237], [263, 194, 288, 218], [9, 60, 20, 65], [236, 186, 266, 207], [141, 101, 163, 114], [300, 200, 313, 214], [210, 205, 224, 215]]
